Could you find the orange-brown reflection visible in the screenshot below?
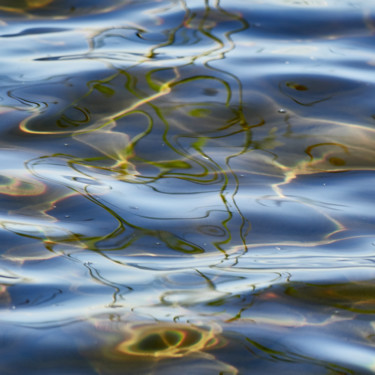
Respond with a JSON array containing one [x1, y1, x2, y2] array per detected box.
[[78, 319, 238, 374], [0, 173, 46, 196]]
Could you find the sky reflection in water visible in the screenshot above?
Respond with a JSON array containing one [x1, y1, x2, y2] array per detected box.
[[0, 0, 375, 374]]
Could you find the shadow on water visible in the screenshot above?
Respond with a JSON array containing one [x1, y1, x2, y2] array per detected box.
[[0, 0, 375, 374]]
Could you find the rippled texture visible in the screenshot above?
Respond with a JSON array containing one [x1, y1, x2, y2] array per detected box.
[[1, 0, 375, 373]]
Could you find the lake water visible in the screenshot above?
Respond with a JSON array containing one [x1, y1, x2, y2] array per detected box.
[[1, 0, 375, 374]]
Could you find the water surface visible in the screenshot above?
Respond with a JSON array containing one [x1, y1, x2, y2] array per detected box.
[[1, 0, 375, 374]]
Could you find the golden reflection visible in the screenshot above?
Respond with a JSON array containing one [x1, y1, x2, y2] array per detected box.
[[15, 0, 252, 256], [271, 124, 375, 191], [84, 319, 238, 375], [0, 0, 53, 13], [73, 123, 139, 175], [19, 68, 179, 136], [0, 0, 130, 17], [116, 322, 225, 358], [9, 0, 375, 260], [26, 0, 53, 8]]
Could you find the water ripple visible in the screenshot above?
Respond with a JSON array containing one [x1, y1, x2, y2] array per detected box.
[[0, 0, 375, 373]]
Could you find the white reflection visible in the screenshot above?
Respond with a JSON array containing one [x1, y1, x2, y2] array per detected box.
[[290, 334, 375, 372]]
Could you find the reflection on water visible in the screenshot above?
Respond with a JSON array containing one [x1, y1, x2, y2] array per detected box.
[[0, 0, 375, 373]]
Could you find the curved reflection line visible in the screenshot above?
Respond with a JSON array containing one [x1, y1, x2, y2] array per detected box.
[[82, 261, 132, 307], [22, 0, 255, 257], [19, 68, 178, 135], [228, 233, 375, 254], [191, 2, 250, 256], [25, 155, 138, 251], [305, 142, 349, 161]]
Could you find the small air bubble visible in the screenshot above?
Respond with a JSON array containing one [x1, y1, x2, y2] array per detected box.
[[240, 174, 244, 177], [275, 247, 281, 251], [156, 242, 161, 245], [322, 183, 326, 187], [65, 215, 70, 218], [64, 143, 68, 146], [278, 108, 286, 114]]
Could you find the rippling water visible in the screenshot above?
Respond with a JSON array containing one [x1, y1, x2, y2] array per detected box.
[[1, 0, 375, 373]]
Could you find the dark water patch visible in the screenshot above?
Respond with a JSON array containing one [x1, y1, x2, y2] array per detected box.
[[236, 8, 370, 39], [1, 26, 69, 37]]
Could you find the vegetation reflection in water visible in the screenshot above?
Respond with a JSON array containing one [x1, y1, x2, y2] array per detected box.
[[14, 0, 253, 256], [0, 0, 375, 374]]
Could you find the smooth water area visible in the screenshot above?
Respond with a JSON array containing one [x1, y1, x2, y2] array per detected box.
[[1, 0, 375, 373]]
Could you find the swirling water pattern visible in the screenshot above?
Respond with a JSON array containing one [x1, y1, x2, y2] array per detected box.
[[0, 0, 375, 373]]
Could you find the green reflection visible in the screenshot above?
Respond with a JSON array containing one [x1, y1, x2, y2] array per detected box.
[[286, 280, 375, 313], [11, 0, 375, 262], [15, 0, 254, 257]]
